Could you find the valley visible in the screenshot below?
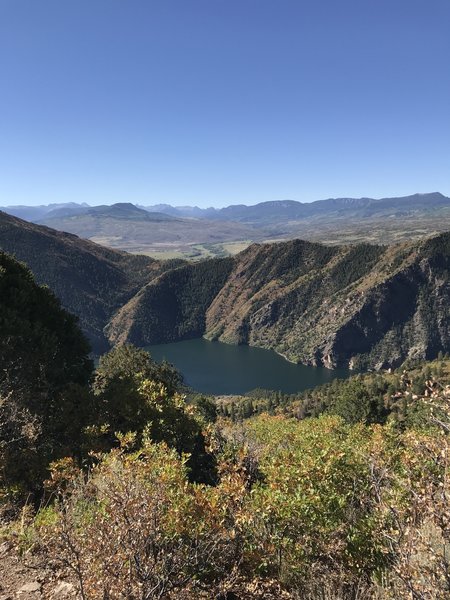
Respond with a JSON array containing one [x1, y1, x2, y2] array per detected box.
[[0, 209, 448, 371], [0, 201, 449, 598]]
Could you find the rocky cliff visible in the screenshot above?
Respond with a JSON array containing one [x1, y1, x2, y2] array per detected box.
[[112, 234, 449, 369]]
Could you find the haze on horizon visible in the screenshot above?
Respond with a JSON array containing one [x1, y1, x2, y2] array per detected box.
[[1, 0, 449, 208]]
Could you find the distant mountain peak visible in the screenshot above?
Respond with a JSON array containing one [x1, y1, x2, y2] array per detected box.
[[111, 202, 137, 208], [85, 203, 179, 221]]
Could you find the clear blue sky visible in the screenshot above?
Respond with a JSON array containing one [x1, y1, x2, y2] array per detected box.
[[1, 0, 449, 207]]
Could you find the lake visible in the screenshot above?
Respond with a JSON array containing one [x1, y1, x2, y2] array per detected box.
[[146, 338, 351, 395]]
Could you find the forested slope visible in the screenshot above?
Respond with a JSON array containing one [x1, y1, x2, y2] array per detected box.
[[2, 251, 450, 598], [0, 211, 168, 351], [106, 257, 234, 346]]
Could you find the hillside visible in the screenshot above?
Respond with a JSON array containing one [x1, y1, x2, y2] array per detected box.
[[0, 211, 166, 351], [106, 257, 235, 347], [110, 234, 450, 370], [204, 235, 450, 368]]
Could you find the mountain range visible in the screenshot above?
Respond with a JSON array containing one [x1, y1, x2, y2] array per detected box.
[[145, 192, 450, 223], [21, 202, 260, 255], [2, 193, 450, 257], [5, 192, 449, 224], [0, 209, 448, 369]]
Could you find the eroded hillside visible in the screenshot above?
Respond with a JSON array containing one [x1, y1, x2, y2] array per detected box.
[[111, 234, 450, 369]]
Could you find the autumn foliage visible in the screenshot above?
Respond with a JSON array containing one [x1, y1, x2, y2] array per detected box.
[[36, 386, 450, 599]]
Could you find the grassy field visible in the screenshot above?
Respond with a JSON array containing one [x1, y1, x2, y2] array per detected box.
[[139, 240, 255, 261]]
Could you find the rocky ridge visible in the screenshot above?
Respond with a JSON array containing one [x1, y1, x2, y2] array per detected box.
[[113, 235, 450, 370]]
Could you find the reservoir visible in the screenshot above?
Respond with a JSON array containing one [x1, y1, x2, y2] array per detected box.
[[146, 338, 351, 395]]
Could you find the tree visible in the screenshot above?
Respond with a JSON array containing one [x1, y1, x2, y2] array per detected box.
[[193, 395, 218, 424], [330, 378, 387, 424], [92, 345, 182, 436], [91, 345, 216, 483], [0, 252, 93, 495]]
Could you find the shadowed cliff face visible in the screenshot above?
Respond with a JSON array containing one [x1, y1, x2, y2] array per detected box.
[[105, 258, 234, 347], [1, 209, 449, 369]]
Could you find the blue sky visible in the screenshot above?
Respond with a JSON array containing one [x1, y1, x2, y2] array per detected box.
[[1, 0, 449, 207]]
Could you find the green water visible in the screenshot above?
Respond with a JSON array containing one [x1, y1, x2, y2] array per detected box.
[[146, 338, 351, 395]]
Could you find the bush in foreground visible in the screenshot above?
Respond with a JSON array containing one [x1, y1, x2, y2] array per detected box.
[[35, 405, 450, 599]]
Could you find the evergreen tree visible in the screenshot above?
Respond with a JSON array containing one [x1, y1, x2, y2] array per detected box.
[[0, 252, 93, 494]]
